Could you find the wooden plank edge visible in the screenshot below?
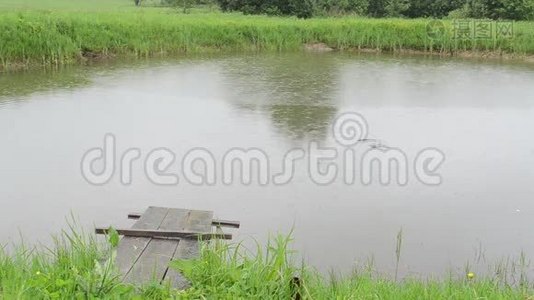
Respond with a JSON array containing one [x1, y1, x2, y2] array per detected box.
[[95, 227, 232, 240], [211, 219, 241, 229], [128, 213, 240, 228]]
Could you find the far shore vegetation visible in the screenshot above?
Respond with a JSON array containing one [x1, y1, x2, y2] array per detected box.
[[0, 224, 533, 299], [1, 0, 534, 70]]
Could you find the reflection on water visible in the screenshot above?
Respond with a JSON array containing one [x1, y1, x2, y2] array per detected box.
[[269, 104, 336, 140], [1, 53, 534, 278], [0, 67, 89, 102], [217, 54, 341, 140]]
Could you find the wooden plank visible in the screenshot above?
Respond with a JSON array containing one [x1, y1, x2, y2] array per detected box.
[[127, 212, 142, 219], [96, 228, 232, 240], [115, 207, 169, 279], [164, 210, 214, 289], [123, 208, 190, 285], [122, 238, 178, 284], [104, 207, 232, 289], [129, 213, 240, 228], [211, 219, 240, 229]]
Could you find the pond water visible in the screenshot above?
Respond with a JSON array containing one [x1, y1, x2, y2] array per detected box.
[[1, 53, 534, 278]]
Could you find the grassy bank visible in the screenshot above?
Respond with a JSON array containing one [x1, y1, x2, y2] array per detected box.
[[1, 227, 532, 299], [2, 2, 534, 69]]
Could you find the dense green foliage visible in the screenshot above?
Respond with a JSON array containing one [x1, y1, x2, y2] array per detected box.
[[1, 0, 533, 70], [2, 9, 534, 69], [404, 0, 466, 18], [466, 0, 534, 19], [216, 0, 315, 18], [215, 0, 534, 19], [0, 227, 532, 299]]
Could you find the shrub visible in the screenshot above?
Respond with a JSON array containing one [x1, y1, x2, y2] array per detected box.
[[466, 0, 534, 20], [385, 0, 410, 17], [316, 0, 370, 16], [405, 0, 466, 17]]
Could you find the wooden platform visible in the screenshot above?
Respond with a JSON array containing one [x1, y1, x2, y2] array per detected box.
[[96, 206, 239, 289]]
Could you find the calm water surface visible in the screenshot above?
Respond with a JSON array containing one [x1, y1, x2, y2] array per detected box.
[[1, 53, 534, 277]]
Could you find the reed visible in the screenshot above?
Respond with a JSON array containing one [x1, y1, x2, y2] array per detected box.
[[2, 8, 534, 70]]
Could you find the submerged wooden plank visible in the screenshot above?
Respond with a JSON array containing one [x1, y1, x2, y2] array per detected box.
[[164, 210, 214, 289], [115, 207, 169, 279], [123, 208, 190, 285]]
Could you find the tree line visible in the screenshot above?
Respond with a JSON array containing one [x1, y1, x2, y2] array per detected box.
[[214, 0, 534, 20]]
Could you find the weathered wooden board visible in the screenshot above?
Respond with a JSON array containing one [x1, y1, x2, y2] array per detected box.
[[128, 213, 240, 229], [164, 209, 213, 289], [210, 219, 240, 229], [123, 208, 191, 285], [98, 206, 232, 289], [115, 207, 169, 279], [95, 228, 231, 240]]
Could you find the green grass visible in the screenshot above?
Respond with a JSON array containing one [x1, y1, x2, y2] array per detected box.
[[1, 225, 532, 299], [176, 235, 533, 299], [1, 1, 534, 69], [0, 225, 175, 299], [0, 0, 166, 11], [0, 0, 133, 11]]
